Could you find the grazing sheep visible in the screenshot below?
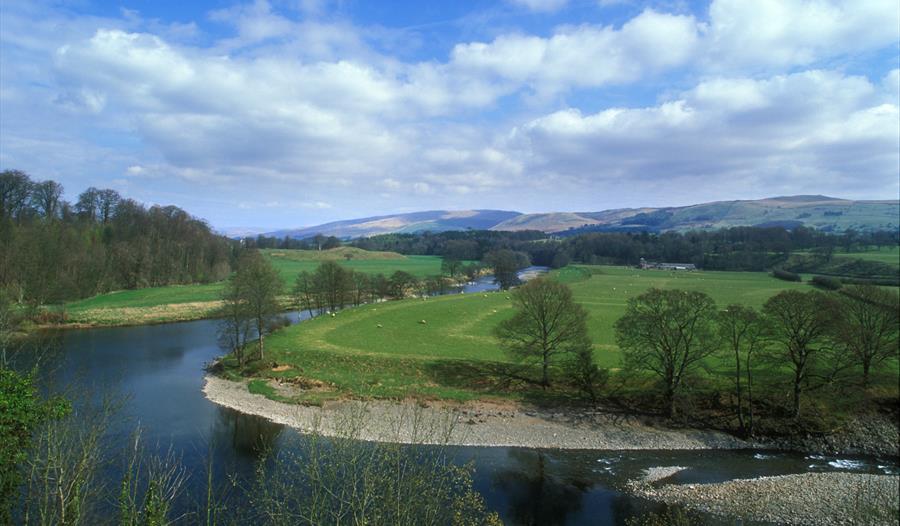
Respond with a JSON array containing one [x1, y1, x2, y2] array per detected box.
[[377, 323, 383, 328], [419, 319, 427, 325]]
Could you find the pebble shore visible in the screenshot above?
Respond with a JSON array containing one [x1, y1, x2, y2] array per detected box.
[[203, 375, 749, 450], [630, 472, 900, 526]]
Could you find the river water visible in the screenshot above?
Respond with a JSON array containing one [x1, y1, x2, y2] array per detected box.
[[23, 270, 898, 525]]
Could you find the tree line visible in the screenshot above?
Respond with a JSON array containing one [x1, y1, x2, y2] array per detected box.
[[0, 170, 233, 307], [344, 226, 898, 275], [216, 252, 486, 367], [496, 278, 898, 436]]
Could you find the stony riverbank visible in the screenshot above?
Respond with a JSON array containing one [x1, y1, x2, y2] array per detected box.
[[630, 471, 900, 526], [203, 375, 749, 450]]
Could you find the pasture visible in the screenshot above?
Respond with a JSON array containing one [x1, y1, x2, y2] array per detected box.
[[64, 248, 448, 325], [243, 266, 816, 403]]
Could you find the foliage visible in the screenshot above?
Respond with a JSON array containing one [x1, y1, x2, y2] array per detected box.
[[566, 346, 608, 404], [772, 268, 802, 282], [245, 406, 502, 526], [0, 170, 232, 306], [615, 288, 720, 417], [226, 250, 284, 361], [0, 367, 68, 523], [494, 278, 591, 388], [811, 275, 842, 290], [484, 250, 529, 290]]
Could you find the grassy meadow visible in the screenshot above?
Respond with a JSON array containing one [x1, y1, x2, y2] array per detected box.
[[233, 266, 821, 404], [840, 246, 900, 267], [63, 248, 449, 326]]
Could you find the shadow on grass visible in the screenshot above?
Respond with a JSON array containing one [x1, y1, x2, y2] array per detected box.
[[423, 359, 588, 406]]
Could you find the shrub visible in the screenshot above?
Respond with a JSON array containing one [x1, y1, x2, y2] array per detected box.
[[811, 275, 842, 290], [772, 268, 801, 282]]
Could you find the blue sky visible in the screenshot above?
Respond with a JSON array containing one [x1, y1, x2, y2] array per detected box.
[[1, 0, 898, 230]]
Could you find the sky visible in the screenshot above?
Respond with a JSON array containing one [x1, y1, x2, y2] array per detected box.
[[1, 0, 898, 230]]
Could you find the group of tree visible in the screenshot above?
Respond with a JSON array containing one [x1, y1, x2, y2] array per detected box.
[[345, 226, 898, 276], [492, 275, 897, 436], [614, 285, 899, 434], [0, 169, 233, 307], [240, 232, 342, 251]]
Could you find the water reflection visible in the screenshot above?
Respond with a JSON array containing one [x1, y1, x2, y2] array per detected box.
[[492, 450, 590, 525], [215, 406, 284, 458]]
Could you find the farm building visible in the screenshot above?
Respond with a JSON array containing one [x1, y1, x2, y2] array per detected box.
[[638, 258, 697, 271]]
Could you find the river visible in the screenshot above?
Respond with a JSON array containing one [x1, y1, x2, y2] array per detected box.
[[22, 269, 898, 525]]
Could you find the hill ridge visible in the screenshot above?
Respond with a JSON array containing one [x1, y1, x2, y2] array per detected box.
[[257, 196, 898, 239]]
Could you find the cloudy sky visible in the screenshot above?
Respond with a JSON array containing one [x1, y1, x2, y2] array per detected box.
[[1, 0, 898, 229]]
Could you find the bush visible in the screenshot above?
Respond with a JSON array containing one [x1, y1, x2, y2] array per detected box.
[[811, 275, 842, 290], [840, 276, 900, 287], [772, 268, 801, 282]]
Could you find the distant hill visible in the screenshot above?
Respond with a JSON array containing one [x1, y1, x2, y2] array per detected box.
[[260, 196, 898, 239], [266, 210, 520, 239]]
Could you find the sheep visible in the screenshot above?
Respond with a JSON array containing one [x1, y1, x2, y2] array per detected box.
[[376, 323, 383, 328], [419, 319, 427, 325]]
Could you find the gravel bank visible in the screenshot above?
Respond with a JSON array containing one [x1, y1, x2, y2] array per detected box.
[[631, 472, 900, 526], [203, 375, 749, 450]]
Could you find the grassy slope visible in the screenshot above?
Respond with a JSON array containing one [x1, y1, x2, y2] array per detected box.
[[245, 266, 818, 403], [839, 246, 899, 267], [64, 249, 448, 326]]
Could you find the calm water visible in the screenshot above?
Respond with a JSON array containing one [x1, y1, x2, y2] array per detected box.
[[23, 271, 898, 525]]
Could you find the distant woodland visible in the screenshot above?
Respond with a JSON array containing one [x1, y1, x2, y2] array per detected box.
[[0, 170, 233, 305]]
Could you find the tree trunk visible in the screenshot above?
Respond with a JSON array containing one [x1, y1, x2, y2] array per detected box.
[[541, 356, 549, 390], [792, 370, 802, 420], [257, 318, 265, 361], [746, 354, 754, 437], [734, 347, 745, 434], [665, 385, 676, 419], [862, 361, 871, 389]]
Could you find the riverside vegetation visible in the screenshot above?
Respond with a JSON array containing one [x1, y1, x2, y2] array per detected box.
[[218, 253, 899, 446], [0, 311, 503, 525]]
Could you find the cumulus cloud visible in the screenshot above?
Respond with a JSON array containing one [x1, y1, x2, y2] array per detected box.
[[706, 0, 900, 71], [514, 70, 899, 198], [1, 0, 898, 226], [450, 9, 701, 95]]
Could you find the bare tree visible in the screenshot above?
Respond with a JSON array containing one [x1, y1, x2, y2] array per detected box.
[[762, 290, 840, 419], [29, 180, 64, 219], [615, 288, 719, 418], [494, 277, 591, 389], [229, 251, 283, 361], [834, 285, 899, 388], [718, 304, 765, 436]]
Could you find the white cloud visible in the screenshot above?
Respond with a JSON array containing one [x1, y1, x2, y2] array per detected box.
[[2, 0, 899, 227], [706, 0, 900, 71], [450, 9, 701, 95], [514, 70, 899, 198]]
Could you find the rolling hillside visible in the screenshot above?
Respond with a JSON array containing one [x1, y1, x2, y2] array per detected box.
[[266, 210, 520, 239], [263, 196, 898, 239]]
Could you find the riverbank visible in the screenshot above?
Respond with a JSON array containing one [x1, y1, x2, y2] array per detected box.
[[203, 375, 749, 450], [205, 375, 900, 456], [630, 471, 899, 526]]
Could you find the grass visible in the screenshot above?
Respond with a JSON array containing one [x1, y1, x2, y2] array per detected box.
[[839, 246, 899, 268], [61, 249, 451, 327], [241, 265, 821, 404]]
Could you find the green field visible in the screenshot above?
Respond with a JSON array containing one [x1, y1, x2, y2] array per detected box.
[[240, 266, 815, 403], [262, 249, 452, 284], [839, 246, 899, 267], [63, 249, 450, 325]]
